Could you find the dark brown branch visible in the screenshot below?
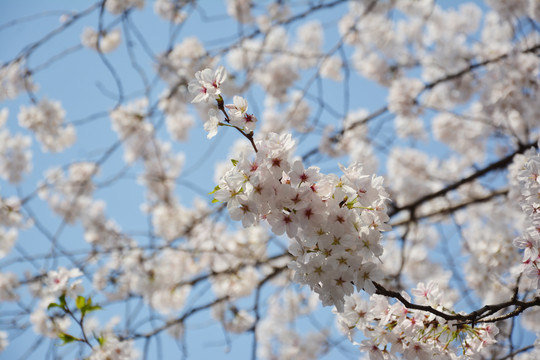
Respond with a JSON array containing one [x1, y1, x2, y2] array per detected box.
[[374, 282, 540, 325], [389, 140, 538, 218], [423, 43, 540, 92], [390, 189, 508, 227]]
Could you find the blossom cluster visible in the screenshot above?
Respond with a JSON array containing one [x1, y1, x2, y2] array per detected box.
[[37, 162, 132, 252], [88, 336, 139, 360], [110, 97, 185, 204], [256, 289, 328, 359], [189, 66, 258, 137], [30, 267, 139, 359], [514, 145, 540, 289], [217, 137, 391, 312], [335, 282, 499, 359], [81, 27, 122, 53], [154, 0, 188, 24], [319, 109, 378, 173], [0, 60, 37, 101], [188, 66, 227, 105], [29, 267, 84, 338], [0, 128, 28, 276], [0, 108, 32, 184], [0, 192, 24, 266], [18, 98, 76, 152], [192, 67, 390, 312], [38, 162, 98, 223]]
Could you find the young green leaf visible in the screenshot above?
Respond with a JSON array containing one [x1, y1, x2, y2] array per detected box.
[[97, 335, 105, 346], [47, 302, 61, 311], [58, 332, 81, 345], [76, 296, 85, 310]]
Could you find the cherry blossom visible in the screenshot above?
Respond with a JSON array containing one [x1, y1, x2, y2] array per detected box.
[[0, 60, 37, 101], [18, 98, 76, 152], [188, 66, 227, 103], [81, 27, 122, 53]]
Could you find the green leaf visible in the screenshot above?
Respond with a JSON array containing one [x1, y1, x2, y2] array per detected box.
[[58, 294, 67, 307], [76, 296, 85, 310], [97, 335, 105, 346], [82, 304, 102, 313], [47, 302, 61, 310], [208, 185, 220, 195], [58, 332, 81, 345], [211, 198, 219, 203], [231, 159, 238, 166]]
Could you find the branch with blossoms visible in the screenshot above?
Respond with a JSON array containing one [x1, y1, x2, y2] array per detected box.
[[389, 140, 540, 219], [189, 66, 392, 313], [189, 66, 259, 152], [303, 42, 540, 164], [373, 282, 540, 325], [186, 64, 540, 359]]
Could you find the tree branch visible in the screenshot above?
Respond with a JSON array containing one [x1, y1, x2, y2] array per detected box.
[[389, 140, 538, 218]]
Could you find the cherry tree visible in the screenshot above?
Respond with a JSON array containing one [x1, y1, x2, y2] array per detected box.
[[1, 0, 540, 359]]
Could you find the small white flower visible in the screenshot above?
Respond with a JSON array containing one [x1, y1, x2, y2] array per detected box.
[[188, 66, 227, 103], [225, 96, 248, 119], [45, 267, 83, 298], [204, 109, 220, 139]]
